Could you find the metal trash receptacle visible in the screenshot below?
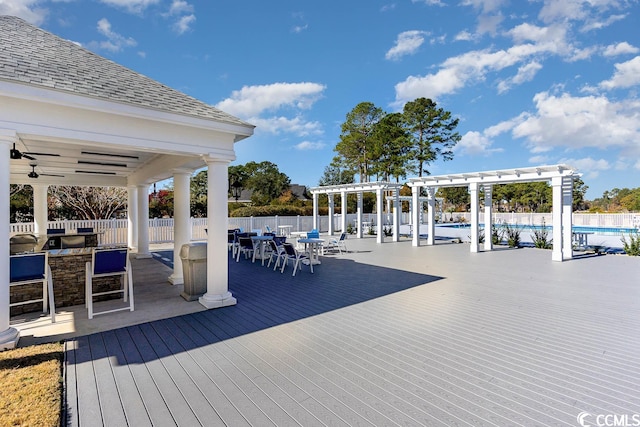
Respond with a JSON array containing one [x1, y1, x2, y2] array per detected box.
[[180, 242, 207, 301]]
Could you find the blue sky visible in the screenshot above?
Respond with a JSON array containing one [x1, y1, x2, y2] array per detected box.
[[2, 0, 640, 199]]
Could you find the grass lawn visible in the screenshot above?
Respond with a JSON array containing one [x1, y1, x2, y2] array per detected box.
[[0, 343, 63, 427]]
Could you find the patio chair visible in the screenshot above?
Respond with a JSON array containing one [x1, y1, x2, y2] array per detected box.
[[327, 232, 348, 253], [10, 252, 56, 323], [85, 247, 133, 319], [236, 236, 255, 262], [307, 229, 320, 238], [9, 233, 38, 254], [266, 239, 287, 270], [280, 243, 313, 276]]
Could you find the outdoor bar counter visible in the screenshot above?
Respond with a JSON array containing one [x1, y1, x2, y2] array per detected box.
[[10, 247, 123, 316]]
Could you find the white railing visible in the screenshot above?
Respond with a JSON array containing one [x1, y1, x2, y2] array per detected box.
[[9, 212, 639, 245]]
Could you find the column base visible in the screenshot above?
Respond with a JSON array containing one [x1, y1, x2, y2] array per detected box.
[[168, 274, 184, 286], [199, 291, 237, 309], [135, 252, 152, 259], [0, 327, 20, 351]]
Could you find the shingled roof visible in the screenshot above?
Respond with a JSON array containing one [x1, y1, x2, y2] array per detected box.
[[0, 15, 253, 128]]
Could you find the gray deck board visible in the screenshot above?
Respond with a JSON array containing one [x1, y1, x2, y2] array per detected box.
[[63, 239, 640, 426]]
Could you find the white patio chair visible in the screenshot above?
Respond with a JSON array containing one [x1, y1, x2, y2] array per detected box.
[[10, 252, 56, 323], [85, 247, 133, 319], [280, 243, 313, 277], [327, 232, 348, 253]]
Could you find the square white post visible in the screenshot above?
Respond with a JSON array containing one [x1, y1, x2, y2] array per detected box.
[[426, 187, 436, 246], [484, 184, 493, 251], [327, 194, 334, 236], [356, 191, 363, 239], [376, 187, 384, 243], [469, 182, 480, 253], [412, 185, 420, 247], [562, 176, 574, 260], [341, 191, 348, 233], [552, 176, 563, 261], [392, 189, 400, 242]]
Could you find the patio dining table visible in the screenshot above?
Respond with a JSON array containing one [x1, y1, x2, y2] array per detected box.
[[297, 237, 325, 265], [250, 235, 274, 265]]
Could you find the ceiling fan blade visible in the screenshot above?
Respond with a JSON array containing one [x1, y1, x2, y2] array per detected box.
[[40, 173, 65, 177], [23, 152, 60, 157], [23, 153, 37, 161]]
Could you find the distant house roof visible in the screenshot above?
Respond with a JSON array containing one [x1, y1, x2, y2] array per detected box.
[[0, 15, 252, 128], [227, 184, 311, 203]]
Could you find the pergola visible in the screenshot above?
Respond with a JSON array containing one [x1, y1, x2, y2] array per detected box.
[[309, 182, 404, 243], [1, 16, 255, 349], [407, 164, 577, 261]]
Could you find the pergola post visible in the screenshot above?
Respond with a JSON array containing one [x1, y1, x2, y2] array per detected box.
[[32, 183, 48, 236], [376, 187, 384, 243], [392, 189, 400, 242], [484, 184, 493, 251], [136, 183, 151, 259], [327, 195, 334, 236], [341, 191, 347, 233], [200, 158, 236, 309], [412, 185, 420, 247], [312, 193, 319, 231], [169, 169, 191, 285], [562, 176, 574, 260], [127, 185, 138, 251], [356, 191, 363, 239], [426, 187, 436, 246], [469, 182, 480, 253], [0, 133, 19, 350], [552, 177, 563, 261]]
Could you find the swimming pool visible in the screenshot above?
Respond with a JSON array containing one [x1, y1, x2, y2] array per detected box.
[[437, 223, 638, 236]]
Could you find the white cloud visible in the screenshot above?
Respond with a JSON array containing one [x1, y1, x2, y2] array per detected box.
[[217, 82, 326, 136], [172, 14, 195, 34], [461, 0, 507, 14], [411, 0, 445, 6], [295, 141, 326, 150], [599, 56, 640, 89], [0, 0, 47, 25], [94, 18, 137, 52], [603, 42, 639, 57], [216, 82, 326, 117], [385, 31, 428, 61], [558, 157, 610, 179], [454, 30, 475, 42], [528, 155, 550, 164], [292, 24, 308, 33], [456, 131, 503, 156], [581, 13, 627, 32], [249, 116, 323, 137], [476, 12, 503, 36], [497, 61, 542, 93], [167, 0, 193, 15], [99, 0, 160, 14], [511, 91, 640, 154]]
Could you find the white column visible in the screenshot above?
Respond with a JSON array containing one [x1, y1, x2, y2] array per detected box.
[[32, 183, 48, 236], [552, 176, 563, 262], [341, 191, 347, 233], [136, 183, 151, 259], [392, 189, 400, 242], [426, 187, 436, 246], [562, 176, 574, 261], [411, 186, 420, 247], [327, 195, 334, 236], [469, 182, 480, 253], [484, 185, 493, 251], [356, 191, 363, 239], [127, 185, 138, 251], [312, 193, 319, 230], [376, 187, 384, 243], [0, 133, 19, 349], [169, 170, 191, 285], [200, 158, 236, 309]]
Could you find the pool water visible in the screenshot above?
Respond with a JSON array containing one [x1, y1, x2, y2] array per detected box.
[[438, 223, 638, 236]]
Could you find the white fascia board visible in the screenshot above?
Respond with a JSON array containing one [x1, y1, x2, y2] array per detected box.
[[10, 173, 127, 187], [0, 81, 254, 139], [310, 181, 403, 194], [407, 165, 576, 188]]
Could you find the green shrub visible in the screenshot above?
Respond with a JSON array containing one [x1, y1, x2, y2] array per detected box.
[[492, 223, 505, 245], [531, 220, 552, 249], [230, 205, 306, 217], [621, 231, 640, 256], [503, 223, 523, 248]]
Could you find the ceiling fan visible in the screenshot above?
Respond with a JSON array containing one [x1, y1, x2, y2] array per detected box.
[[28, 163, 64, 179], [11, 142, 61, 161]]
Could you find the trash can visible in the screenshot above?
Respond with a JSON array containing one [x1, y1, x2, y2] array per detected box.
[[180, 242, 207, 301]]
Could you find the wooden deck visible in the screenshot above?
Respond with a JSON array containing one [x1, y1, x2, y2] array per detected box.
[[63, 238, 640, 426]]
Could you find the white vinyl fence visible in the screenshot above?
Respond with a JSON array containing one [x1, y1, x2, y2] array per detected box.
[[9, 212, 639, 245]]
